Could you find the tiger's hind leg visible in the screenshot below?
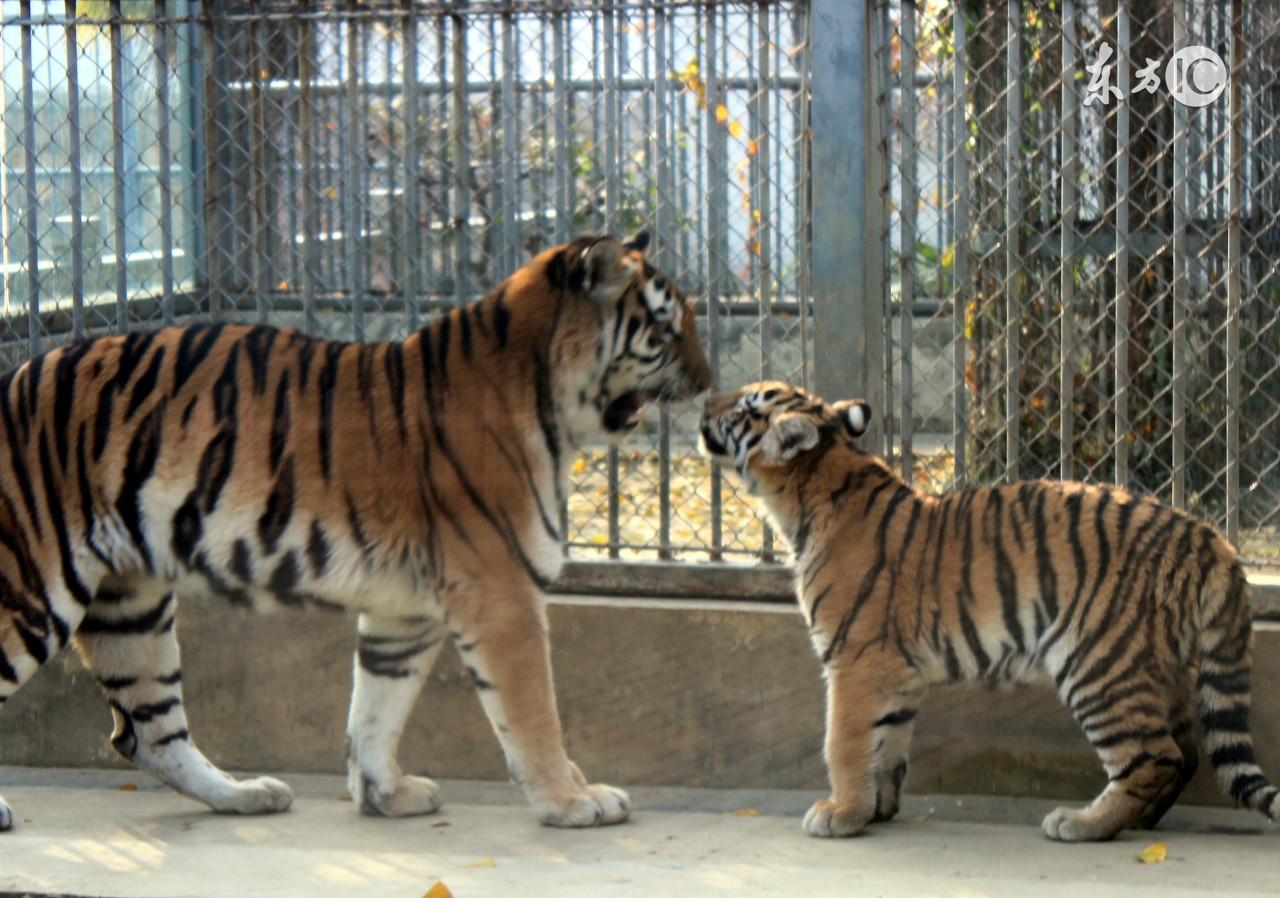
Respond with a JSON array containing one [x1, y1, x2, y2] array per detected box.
[[1133, 684, 1199, 830], [74, 584, 292, 815], [870, 696, 921, 823], [1044, 673, 1184, 842], [346, 612, 448, 817]]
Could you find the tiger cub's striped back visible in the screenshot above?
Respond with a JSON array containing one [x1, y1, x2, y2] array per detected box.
[[700, 381, 1276, 842]]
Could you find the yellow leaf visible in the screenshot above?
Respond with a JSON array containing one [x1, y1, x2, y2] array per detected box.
[[118, 783, 138, 792], [465, 857, 495, 868], [422, 884, 452, 898], [729, 120, 743, 139], [941, 246, 954, 268], [1138, 843, 1167, 864], [337, 792, 352, 801], [716, 104, 728, 124], [728, 808, 758, 816], [324, 186, 337, 200], [747, 138, 760, 156], [572, 457, 587, 475]]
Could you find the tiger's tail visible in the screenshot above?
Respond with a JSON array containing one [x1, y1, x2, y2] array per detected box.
[[1195, 559, 1280, 819]]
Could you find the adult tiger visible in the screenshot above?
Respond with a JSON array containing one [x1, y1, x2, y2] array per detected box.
[[0, 232, 712, 830], [700, 381, 1279, 842]]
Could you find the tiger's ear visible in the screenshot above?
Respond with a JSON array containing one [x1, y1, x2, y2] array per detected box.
[[622, 230, 651, 255], [831, 400, 872, 437], [578, 237, 633, 304], [759, 413, 820, 465]]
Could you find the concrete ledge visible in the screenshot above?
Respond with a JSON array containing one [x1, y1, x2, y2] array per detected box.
[[1, 597, 1279, 808]]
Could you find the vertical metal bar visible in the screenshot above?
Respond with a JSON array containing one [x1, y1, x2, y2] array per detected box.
[[750, 1, 776, 560], [553, 2, 569, 245], [1115, 4, 1130, 485], [199, 1, 224, 319], [1060, 0, 1077, 480], [654, 2, 673, 561], [899, 0, 917, 484], [63, 0, 84, 339], [707, 5, 726, 560], [402, 0, 420, 332], [1226, 0, 1243, 544], [798, 2, 812, 392], [811, 0, 879, 432], [249, 0, 269, 323], [155, 0, 175, 325], [501, 1, 519, 280], [1003, 0, 1022, 482], [602, 3, 620, 558], [299, 0, 317, 335], [878, 3, 894, 460], [345, 1, 364, 339], [451, 11, 471, 307], [1172, 0, 1188, 508], [951, 0, 969, 488], [20, 0, 40, 357], [109, 0, 129, 331]]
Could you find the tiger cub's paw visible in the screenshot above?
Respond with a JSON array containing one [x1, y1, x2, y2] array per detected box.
[[1041, 806, 1117, 842], [803, 798, 872, 838], [538, 784, 632, 828], [213, 776, 294, 815], [359, 774, 443, 818]]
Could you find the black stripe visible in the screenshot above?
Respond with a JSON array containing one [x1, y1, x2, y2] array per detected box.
[[231, 538, 254, 582], [38, 430, 94, 607], [532, 348, 562, 488], [268, 550, 301, 597], [1202, 706, 1251, 733], [459, 304, 473, 360], [171, 324, 225, 395], [435, 314, 452, 386], [125, 345, 167, 421], [153, 729, 190, 748], [194, 429, 236, 514], [1210, 742, 1258, 768], [258, 456, 295, 555], [269, 368, 291, 473], [873, 709, 917, 728], [990, 491, 1024, 651], [492, 287, 511, 348], [0, 379, 45, 541], [130, 697, 181, 723], [243, 326, 278, 395], [96, 675, 138, 691], [157, 669, 183, 685], [15, 620, 48, 664], [318, 342, 344, 480], [80, 595, 175, 635], [0, 650, 17, 683], [307, 521, 330, 578], [52, 341, 94, 471], [383, 343, 407, 443]]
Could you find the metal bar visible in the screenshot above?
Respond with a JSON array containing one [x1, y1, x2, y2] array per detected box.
[[552, 2, 569, 245], [110, 0, 129, 331], [754, 0, 775, 560], [155, 0, 175, 325], [899, 0, 917, 483], [345, 1, 365, 339], [1115, 4, 1130, 485], [797, 2, 812, 392], [451, 11, 471, 306], [811, 0, 875, 420], [1003, 0, 1021, 482], [952, 0, 967, 488], [1227, 0, 1243, 544], [1172, 0, 1188, 508], [707, 4, 726, 560], [878, 2, 893, 459], [501, 1, 519, 280], [63, 0, 84, 339], [1060, 0, 1076, 481], [601, 3, 620, 558], [654, 2, 672, 561], [19, 0, 39, 356], [402, 0, 420, 331], [299, 1, 318, 335], [249, 0, 269, 323]]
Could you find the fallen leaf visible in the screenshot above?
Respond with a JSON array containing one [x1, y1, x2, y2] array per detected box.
[[422, 884, 452, 898], [1138, 843, 1167, 864], [118, 784, 138, 792], [916, 814, 929, 822], [465, 857, 495, 868], [729, 120, 744, 139], [728, 808, 758, 816], [337, 792, 352, 801], [431, 820, 451, 828]]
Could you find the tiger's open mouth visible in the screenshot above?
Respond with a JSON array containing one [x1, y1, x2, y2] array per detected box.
[[602, 390, 659, 432]]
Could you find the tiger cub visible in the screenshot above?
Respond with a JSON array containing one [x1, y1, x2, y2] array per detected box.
[[0, 232, 713, 831], [700, 381, 1279, 841]]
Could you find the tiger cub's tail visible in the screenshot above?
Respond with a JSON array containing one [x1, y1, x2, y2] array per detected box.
[[1195, 560, 1280, 819]]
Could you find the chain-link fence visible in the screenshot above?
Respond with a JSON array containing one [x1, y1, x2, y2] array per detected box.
[[877, 0, 1280, 569], [1, 0, 812, 586]]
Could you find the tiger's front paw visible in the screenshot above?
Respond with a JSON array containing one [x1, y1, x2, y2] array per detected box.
[[357, 774, 442, 818], [537, 784, 632, 828], [803, 798, 872, 838]]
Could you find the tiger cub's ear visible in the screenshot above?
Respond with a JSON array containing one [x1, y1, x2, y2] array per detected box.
[[622, 231, 651, 254], [577, 237, 634, 304], [759, 413, 821, 466], [831, 399, 872, 438]]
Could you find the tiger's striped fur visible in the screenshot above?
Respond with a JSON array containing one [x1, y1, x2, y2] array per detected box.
[[0, 232, 712, 831], [701, 381, 1278, 842]]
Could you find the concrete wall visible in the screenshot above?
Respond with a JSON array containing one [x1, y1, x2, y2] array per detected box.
[[2, 596, 1279, 809]]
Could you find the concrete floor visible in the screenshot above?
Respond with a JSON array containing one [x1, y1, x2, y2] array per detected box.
[[0, 767, 1278, 898]]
